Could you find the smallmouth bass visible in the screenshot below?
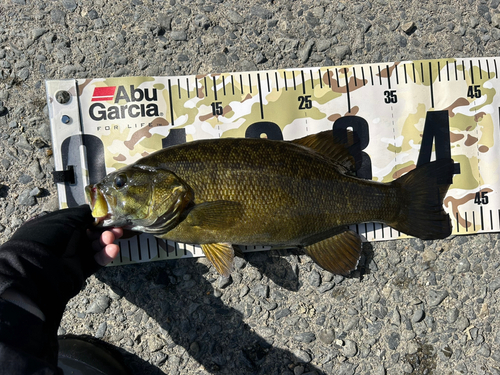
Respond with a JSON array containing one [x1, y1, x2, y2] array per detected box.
[[86, 131, 454, 276]]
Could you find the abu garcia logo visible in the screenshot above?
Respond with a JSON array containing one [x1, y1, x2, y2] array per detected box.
[[89, 85, 160, 121]]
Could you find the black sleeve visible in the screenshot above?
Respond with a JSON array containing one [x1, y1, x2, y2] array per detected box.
[[0, 298, 61, 374]]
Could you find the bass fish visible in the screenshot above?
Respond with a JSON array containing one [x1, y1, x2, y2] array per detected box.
[[86, 131, 454, 277]]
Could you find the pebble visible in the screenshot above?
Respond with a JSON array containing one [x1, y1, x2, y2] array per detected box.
[[318, 328, 335, 344], [86, 296, 111, 314], [427, 289, 448, 306], [386, 332, 400, 350], [294, 332, 316, 343], [340, 339, 357, 358], [95, 322, 107, 338], [293, 349, 312, 363], [171, 31, 187, 41], [411, 308, 425, 323], [318, 282, 334, 293]]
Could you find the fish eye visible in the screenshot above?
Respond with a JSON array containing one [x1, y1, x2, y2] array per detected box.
[[114, 173, 127, 189]]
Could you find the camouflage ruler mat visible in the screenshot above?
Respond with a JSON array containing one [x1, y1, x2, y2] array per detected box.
[[46, 56, 500, 266]]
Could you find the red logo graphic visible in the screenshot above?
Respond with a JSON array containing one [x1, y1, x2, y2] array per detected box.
[[91, 86, 117, 102]]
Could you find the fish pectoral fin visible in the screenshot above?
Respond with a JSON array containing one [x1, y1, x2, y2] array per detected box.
[[201, 243, 234, 277], [290, 130, 356, 175], [186, 200, 243, 229], [304, 230, 362, 276]]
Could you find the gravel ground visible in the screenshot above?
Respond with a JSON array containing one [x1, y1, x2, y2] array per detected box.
[[2, 0, 500, 374]]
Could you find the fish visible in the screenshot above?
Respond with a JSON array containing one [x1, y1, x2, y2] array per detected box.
[[85, 130, 454, 277]]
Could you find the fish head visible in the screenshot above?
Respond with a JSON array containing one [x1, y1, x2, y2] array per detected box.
[[85, 165, 193, 233]]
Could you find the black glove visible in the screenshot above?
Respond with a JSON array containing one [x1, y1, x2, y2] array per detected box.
[[0, 206, 101, 329]]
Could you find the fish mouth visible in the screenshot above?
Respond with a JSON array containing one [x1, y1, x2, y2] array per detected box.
[[85, 184, 112, 225]]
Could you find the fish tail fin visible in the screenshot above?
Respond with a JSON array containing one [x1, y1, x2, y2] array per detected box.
[[389, 159, 454, 240]]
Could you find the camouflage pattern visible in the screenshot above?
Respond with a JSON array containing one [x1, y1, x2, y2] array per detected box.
[[46, 57, 500, 265]]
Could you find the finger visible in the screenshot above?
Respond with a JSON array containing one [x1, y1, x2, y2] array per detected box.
[[99, 230, 116, 246], [94, 243, 121, 266], [110, 227, 124, 240]]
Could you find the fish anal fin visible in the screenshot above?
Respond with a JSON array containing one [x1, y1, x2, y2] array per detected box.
[[304, 230, 362, 276], [201, 242, 234, 277], [290, 130, 356, 174], [186, 201, 243, 230]]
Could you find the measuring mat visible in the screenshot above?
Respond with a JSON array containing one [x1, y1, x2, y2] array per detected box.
[[46, 57, 500, 265]]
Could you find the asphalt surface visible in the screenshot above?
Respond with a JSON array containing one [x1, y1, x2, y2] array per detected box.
[[2, 1, 500, 374]]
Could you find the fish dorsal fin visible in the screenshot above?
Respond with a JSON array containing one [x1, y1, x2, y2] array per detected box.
[[186, 200, 243, 229], [201, 243, 234, 277], [303, 230, 362, 276], [291, 130, 356, 174]]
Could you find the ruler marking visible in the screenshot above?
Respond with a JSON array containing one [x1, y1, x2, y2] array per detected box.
[[473, 211, 476, 231], [487, 59, 491, 79], [386, 65, 391, 89], [480, 206, 484, 231], [353, 67, 357, 86], [284, 71, 288, 90], [456, 212, 460, 233], [495, 59, 498, 78], [249, 74, 252, 94], [222, 75, 226, 96], [119, 242, 123, 263], [462, 60, 466, 80], [378, 65, 382, 86], [479, 60, 483, 80], [446, 61, 450, 81], [309, 69, 314, 90], [147, 237, 151, 259], [491, 209, 494, 230], [412, 63, 416, 83], [168, 79, 174, 126], [344, 67, 351, 113], [177, 79, 181, 99], [293, 71, 297, 90], [266, 72, 270, 92], [369, 66, 374, 85], [395, 64, 399, 84], [257, 73, 264, 119], [195, 77, 199, 98], [454, 61, 458, 81], [465, 212, 468, 232], [319, 69, 323, 88], [300, 70, 305, 94], [137, 237, 142, 261], [231, 75, 235, 95], [438, 61, 441, 82], [204, 77, 208, 97], [470, 60, 475, 84], [420, 63, 424, 84], [361, 67, 366, 85], [187, 78, 190, 98], [336, 69, 340, 87], [404, 64, 408, 84], [275, 71, 279, 90], [213, 76, 217, 101], [429, 62, 435, 108], [239, 74, 243, 94], [327, 68, 332, 88]]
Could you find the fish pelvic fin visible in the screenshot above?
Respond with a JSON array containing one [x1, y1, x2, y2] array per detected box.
[[389, 159, 454, 240], [304, 230, 362, 276], [290, 130, 356, 175], [201, 243, 234, 277]]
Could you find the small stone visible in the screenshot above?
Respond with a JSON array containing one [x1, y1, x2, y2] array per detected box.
[[293, 349, 312, 363], [62, 0, 77, 11], [148, 335, 165, 352], [427, 289, 448, 306], [18, 190, 36, 206], [86, 296, 111, 314], [95, 322, 107, 338], [226, 9, 244, 24], [456, 258, 470, 272], [478, 343, 491, 357], [456, 316, 469, 332], [50, 8, 66, 25], [18, 174, 33, 184], [212, 52, 227, 67], [318, 329, 335, 344], [17, 68, 30, 81], [252, 283, 269, 298], [333, 45, 351, 61], [298, 40, 314, 64], [218, 275, 231, 289], [308, 270, 321, 287], [171, 31, 187, 41], [422, 249, 437, 262], [275, 308, 291, 320], [411, 309, 425, 323], [386, 332, 400, 350], [294, 332, 316, 343], [316, 39, 331, 52], [87, 9, 99, 20], [447, 307, 459, 323], [489, 277, 500, 293], [250, 6, 272, 19], [401, 21, 416, 34], [318, 282, 334, 293], [341, 339, 357, 358], [29, 187, 42, 197]]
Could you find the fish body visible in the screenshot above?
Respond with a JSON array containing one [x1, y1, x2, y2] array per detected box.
[[86, 131, 454, 276]]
